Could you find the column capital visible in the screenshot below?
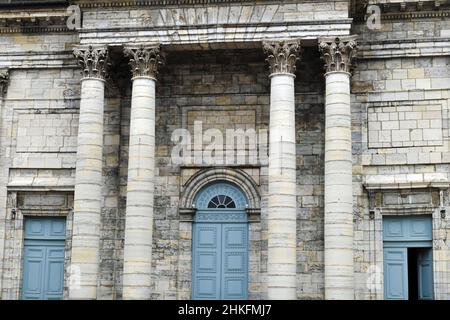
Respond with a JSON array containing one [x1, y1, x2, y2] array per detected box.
[[0, 69, 9, 98], [262, 39, 302, 76], [124, 44, 165, 80], [73, 45, 109, 80], [319, 36, 358, 74]]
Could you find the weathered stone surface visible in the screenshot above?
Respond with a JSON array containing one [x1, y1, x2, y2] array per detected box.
[[0, 1, 449, 302]]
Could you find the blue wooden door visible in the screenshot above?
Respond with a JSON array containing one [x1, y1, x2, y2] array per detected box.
[[193, 222, 248, 300], [417, 249, 433, 300], [192, 224, 222, 299], [192, 183, 249, 300], [22, 217, 66, 300], [221, 224, 248, 299], [383, 215, 433, 300], [384, 247, 408, 300]]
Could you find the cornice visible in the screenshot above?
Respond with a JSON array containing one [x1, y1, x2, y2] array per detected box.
[[353, 0, 450, 21], [382, 9, 450, 20], [76, 0, 282, 9], [0, 8, 70, 33], [0, 26, 70, 33]]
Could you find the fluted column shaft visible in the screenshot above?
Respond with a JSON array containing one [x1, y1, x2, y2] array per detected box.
[[263, 40, 301, 300], [319, 36, 358, 300], [122, 45, 164, 300], [70, 46, 109, 299]]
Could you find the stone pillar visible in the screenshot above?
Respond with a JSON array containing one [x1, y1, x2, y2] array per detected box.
[[70, 46, 109, 299], [319, 36, 357, 300], [122, 45, 164, 300], [263, 40, 302, 300]]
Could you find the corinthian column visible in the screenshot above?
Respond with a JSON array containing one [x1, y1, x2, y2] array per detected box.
[[70, 45, 109, 299], [263, 40, 302, 300], [122, 45, 165, 300], [319, 36, 357, 300]]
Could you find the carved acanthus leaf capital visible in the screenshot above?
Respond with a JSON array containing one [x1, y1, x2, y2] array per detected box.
[[0, 69, 9, 98], [262, 39, 302, 76], [124, 45, 165, 79], [73, 45, 109, 80], [319, 36, 358, 74]]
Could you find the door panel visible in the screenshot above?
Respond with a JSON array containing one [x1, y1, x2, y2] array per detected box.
[[222, 224, 248, 300], [22, 217, 66, 300], [45, 247, 65, 299], [417, 249, 434, 300], [192, 222, 248, 300], [22, 247, 45, 299], [383, 216, 432, 242], [384, 247, 408, 300], [192, 224, 221, 300]]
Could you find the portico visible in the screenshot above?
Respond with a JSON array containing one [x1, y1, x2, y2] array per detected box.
[[70, 33, 357, 300]]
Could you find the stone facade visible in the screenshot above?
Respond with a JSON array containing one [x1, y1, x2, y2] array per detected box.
[[0, 0, 449, 300]]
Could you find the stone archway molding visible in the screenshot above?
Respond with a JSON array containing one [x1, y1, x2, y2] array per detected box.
[[179, 167, 261, 222]]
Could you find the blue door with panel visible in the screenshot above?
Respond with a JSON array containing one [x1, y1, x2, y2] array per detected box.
[[192, 183, 249, 300], [383, 215, 433, 300], [417, 249, 433, 300], [22, 217, 66, 300], [383, 247, 408, 300]]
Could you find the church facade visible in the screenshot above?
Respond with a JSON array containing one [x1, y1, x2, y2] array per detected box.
[[0, 0, 449, 300]]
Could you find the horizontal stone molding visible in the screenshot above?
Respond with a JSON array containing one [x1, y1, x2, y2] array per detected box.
[[379, 206, 437, 215], [359, 38, 450, 59], [0, 7, 70, 33], [179, 206, 261, 222], [6, 186, 75, 193], [7, 169, 75, 190], [364, 180, 450, 190], [77, 0, 279, 8], [0, 51, 77, 69], [79, 21, 352, 46]]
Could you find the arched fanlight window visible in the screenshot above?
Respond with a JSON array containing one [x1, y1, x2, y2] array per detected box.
[[207, 195, 236, 208], [195, 182, 247, 210]]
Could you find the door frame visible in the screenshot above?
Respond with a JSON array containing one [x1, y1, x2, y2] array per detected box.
[[191, 183, 249, 300], [1, 191, 73, 300], [192, 209, 249, 300], [22, 237, 66, 300], [382, 215, 434, 300], [176, 169, 261, 300]]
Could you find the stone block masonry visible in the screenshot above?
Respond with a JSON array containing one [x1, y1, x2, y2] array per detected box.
[[0, 0, 449, 301]]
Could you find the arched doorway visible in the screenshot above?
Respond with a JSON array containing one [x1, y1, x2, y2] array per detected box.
[[192, 182, 249, 300]]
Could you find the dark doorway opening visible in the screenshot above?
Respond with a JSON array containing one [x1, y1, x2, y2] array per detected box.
[[407, 248, 419, 300]]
